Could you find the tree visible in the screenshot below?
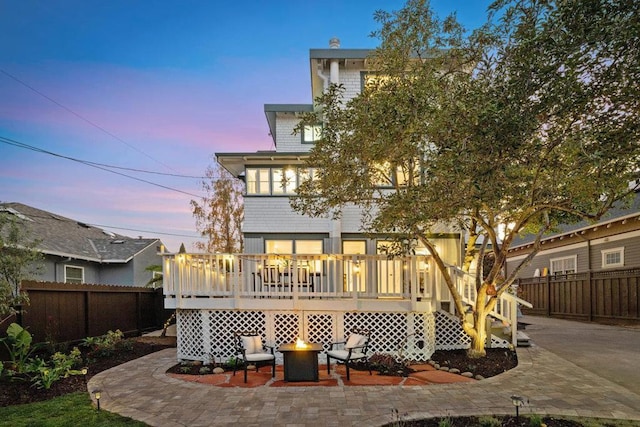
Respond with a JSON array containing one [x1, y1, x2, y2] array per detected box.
[[190, 161, 244, 253], [293, 0, 640, 357], [0, 212, 43, 318]]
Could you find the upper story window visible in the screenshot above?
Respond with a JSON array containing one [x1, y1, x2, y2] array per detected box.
[[64, 265, 84, 284], [246, 167, 316, 196], [302, 124, 322, 144], [246, 168, 270, 195], [602, 247, 624, 268], [371, 162, 421, 188], [272, 168, 297, 195], [550, 256, 577, 275]]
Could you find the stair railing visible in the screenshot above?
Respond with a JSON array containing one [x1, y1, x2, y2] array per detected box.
[[448, 266, 532, 346]]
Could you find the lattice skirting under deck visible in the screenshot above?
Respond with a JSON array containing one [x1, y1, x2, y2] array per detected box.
[[176, 309, 436, 363]]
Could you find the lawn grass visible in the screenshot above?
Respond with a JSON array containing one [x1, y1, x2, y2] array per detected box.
[[0, 392, 147, 427]]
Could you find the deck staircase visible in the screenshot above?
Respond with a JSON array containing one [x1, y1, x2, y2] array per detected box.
[[447, 266, 533, 348]]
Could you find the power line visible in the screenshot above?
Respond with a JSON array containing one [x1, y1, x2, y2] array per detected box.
[[88, 223, 207, 239], [0, 136, 204, 198], [0, 67, 179, 173], [0, 137, 208, 179]]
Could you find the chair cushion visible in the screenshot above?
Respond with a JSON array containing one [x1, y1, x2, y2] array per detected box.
[[241, 336, 256, 354], [327, 349, 366, 360], [253, 335, 263, 353], [345, 333, 365, 349], [245, 352, 275, 362]]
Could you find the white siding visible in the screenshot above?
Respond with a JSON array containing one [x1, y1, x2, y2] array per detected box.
[[341, 69, 364, 102], [274, 114, 315, 153], [243, 197, 331, 234]]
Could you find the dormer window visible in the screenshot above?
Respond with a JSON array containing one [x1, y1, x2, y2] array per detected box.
[[302, 124, 322, 144]]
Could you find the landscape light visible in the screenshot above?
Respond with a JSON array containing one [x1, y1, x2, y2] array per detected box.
[[510, 395, 525, 421], [93, 390, 102, 411]]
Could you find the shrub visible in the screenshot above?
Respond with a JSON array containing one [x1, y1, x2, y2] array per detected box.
[[478, 415, 501, 427], [27, 347, 83, 390], [82, 329, 130, 360], [529, 414, 544, 427], [0, 323, 38, 374]]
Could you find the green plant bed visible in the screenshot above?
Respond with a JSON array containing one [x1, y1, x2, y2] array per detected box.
[[384, 414, 639, 427], [0, 391, 147, 427]]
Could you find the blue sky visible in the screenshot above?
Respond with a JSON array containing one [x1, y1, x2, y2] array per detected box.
[[1, 1, 493, 252]]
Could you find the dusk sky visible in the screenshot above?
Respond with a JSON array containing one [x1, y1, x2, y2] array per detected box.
[[1, 1, 492, 252]]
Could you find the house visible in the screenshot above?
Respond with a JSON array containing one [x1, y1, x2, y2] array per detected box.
[[505, 188, 640, 278], [0, 202, 163, 287], [163, 40, 525, 364]]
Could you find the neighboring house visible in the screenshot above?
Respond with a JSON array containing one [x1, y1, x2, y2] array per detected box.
[[163, 40, 525, 364], [505, 188, 640, 278], [0, 202, 163, 287]]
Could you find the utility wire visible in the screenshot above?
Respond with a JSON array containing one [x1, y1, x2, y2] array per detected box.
[[0, 137, 208, 179], [1, 137, 226, 180], [1, 67, 179, 173], [88, 223, 207, 239], [0, 136, 204, 198]]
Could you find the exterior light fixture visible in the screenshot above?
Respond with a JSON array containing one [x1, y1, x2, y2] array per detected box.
[[510, 395, 525, 421], [93, 390, 102, 410]]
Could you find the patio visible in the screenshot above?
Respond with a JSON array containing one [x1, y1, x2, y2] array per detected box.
[[167, 362, 475, 388]]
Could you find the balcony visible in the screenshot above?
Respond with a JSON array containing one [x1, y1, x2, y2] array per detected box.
[[162, 253, 439, 312]]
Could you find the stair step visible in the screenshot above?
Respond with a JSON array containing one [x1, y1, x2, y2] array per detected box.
[[516, 331, 531, 347]]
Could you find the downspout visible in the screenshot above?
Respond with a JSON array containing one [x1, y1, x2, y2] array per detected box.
[[317, 66, 329, 92]]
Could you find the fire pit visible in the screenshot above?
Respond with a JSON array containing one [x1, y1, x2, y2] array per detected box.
[[278, 340, 323, 382]]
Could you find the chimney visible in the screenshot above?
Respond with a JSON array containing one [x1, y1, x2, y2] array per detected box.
[[329, 37, 340, 84]]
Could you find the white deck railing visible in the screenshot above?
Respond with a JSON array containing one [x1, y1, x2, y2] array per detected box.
[[163, 253, 434, 302], [449, 266, 533, 343]]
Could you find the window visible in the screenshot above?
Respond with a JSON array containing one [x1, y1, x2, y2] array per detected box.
[[602, 247, 624, 268], [298, 167, 317, 185], [246, 167, 316, 195], [246, 168, 270, 194], [550, 256, 577, 275], [265, 240, 293, 254], [343, 241, 366, 255], [295, 240, 322, 254], [302, 124, 322, 143], [272, 168, 297, 194], [64, 265, 84, 284]]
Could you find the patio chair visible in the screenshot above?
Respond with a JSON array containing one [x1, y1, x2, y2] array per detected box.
[[326, 328, 372, 381], [233, 331, 276, 383]]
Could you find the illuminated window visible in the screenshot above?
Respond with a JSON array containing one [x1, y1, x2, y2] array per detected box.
[[302, 124, 322, 143], [272, 168, 297, 194], [246, 168, 270, 195], [265, 240, 293, 254]]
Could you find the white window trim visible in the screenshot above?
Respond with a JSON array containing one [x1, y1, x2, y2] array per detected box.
[[601, 247, 624, 269], [64, 265, 84, 284], [550, 255, 577, 275]]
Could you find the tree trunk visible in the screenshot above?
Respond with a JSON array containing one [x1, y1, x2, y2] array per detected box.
[[468, 288, 488, 358]]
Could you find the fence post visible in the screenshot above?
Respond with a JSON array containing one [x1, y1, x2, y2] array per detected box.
[[85, 291, 91, 337], [587, 270, 593, 322], [136, 292, 142, 335], [546, 275, 551, 317]]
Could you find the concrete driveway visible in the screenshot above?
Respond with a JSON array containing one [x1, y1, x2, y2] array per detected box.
[[521, 315, 640, 395]]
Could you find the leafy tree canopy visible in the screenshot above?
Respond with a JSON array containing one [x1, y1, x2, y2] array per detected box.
[[0, 212, 43, 317], [190, 161, 244, 253], [293, 0, 640, 356]]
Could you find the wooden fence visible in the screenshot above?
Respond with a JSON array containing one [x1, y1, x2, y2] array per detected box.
[[517, 268, 640, 324], [3, 281, 169, 344]]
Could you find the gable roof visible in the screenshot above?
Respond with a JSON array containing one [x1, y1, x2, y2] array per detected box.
[[0, 202, 161, 263], [510, 191, 640, 250]]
